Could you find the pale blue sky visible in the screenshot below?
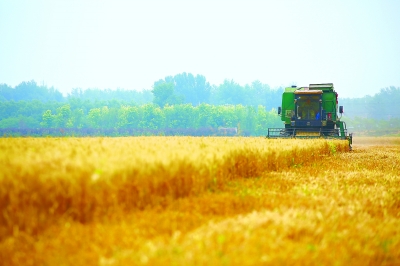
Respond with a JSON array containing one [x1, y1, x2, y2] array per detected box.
[[0, 0, 399, 98]]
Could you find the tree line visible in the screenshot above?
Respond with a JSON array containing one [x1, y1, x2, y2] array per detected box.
[[2, 77, 399, 121], [1, 75, 400, 136], [0, 102, 281, 136], [0, 73, 284, 136], [339, 86, 400, 135], [340, 86, 400, 120], [0, 73, 283, 109]]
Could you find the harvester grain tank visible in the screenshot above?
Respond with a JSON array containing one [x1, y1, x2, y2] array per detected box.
[[267, 83, 352, 149]]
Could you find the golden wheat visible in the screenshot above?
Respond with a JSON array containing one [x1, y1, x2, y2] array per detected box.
[[1, 137, 399, 265]]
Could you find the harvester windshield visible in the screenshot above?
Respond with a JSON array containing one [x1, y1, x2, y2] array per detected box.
[[296, 94, 320, 120], [293, 90, 322, 127]]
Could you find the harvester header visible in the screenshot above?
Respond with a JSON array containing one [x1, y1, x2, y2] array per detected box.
[[267, 83, 352, 149]]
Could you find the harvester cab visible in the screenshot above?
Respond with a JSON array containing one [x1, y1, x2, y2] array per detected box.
[[267, 83, 352, 149]]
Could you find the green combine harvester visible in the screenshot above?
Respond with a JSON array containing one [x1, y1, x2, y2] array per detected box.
[[267, 83, 352, 149]]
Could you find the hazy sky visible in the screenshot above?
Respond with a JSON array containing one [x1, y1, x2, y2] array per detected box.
[[1, 0, 399, 98]]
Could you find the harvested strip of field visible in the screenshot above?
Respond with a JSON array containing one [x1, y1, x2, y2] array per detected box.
[[352, 136, 400, 146], [1, 137, 399, 265]]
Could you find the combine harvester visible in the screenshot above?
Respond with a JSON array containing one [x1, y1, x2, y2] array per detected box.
[[267, 83, 352, 149]]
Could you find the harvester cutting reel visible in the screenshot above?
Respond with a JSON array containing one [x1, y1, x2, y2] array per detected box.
[[267, 128, 353, 151]]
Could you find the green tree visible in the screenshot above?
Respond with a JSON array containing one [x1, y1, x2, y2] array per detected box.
[[101, 106, 119, 128], [118, 106, 141, 128], [71, 108, 85, 128], [138, 104, 165, 130], [87, 108, 102, 128], [195, 104, 214, 128], [41, 110, 56, 128], [164, 104, 197, 129], [55, 104, 72, 128], [213, 80, 247, 105], [255, 106, 269, 135], [152, 82, 183, 107]]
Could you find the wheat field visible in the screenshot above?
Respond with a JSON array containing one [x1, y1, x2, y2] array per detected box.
[[0, 137, 399, 265]]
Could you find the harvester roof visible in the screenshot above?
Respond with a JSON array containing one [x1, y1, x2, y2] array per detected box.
[[294, 89, 323, 94], [309, 83, 334, 92]]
